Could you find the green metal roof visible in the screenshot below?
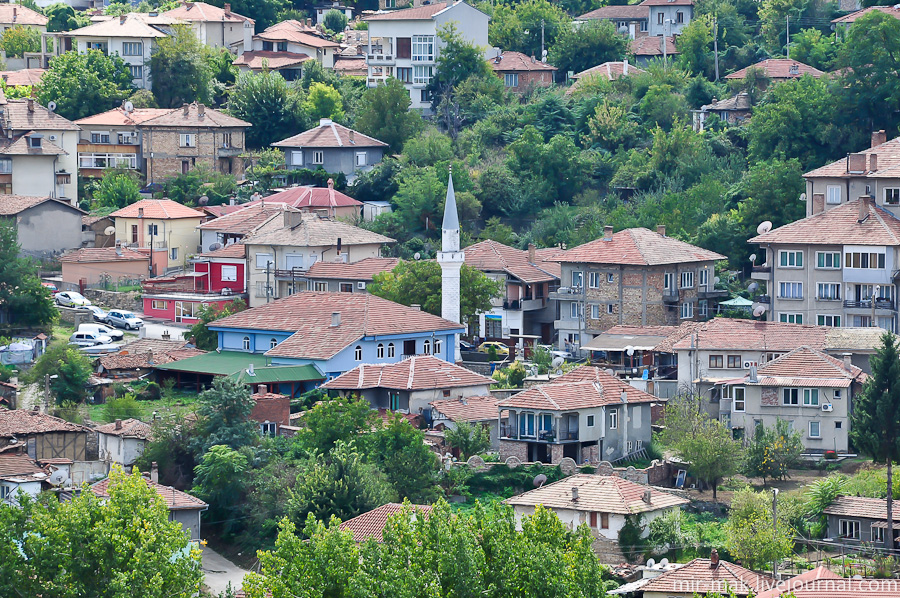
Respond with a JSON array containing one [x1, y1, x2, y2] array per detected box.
[[155, 351, 270, 376], [720, 296, 754, 307], [228, 364, 324, 384]]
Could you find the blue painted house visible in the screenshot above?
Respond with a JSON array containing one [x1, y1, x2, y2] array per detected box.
[[208, 291, 465, 379]]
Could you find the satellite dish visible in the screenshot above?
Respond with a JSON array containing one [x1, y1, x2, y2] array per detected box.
[[605, 368, 615, 376], [748, 282, 759, 292], [47, 100, 56, 112], [124, 100, 134, 113], [753, 305, 766, 317], [198, 195, 209, 206], [799, 192, 807, 202], [529, 366, 538, 376], [103, 226, 115, 236], [533, 473, 548, 488], [618, 25, 628, 34], [713, 276, 720, 285], [414, 252, 421, 260], [551, 356, 565, 368], [660, 558, 669, 567], [625, 345, 635, 356], [208, 242, 223, 252], [757, 221, 773, 235], [646, 558, 656, 568], [555, 368, 564, 376], [749, 253, 757, 263], [48, 470, 69, 487]]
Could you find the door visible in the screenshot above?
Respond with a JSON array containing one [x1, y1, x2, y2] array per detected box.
[[403, 339, 416, 357], [396, 37, 411, 59], [175, 301, 184, 323]]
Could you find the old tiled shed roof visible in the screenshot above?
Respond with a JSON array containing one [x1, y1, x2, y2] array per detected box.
[[504, 474, 688, 513], [306, 257, 399, 281], [339, 503, 433, 542], [197, 203, 283, 234], [430, 395, 502, 422], [463, 240, 561, 283], [489, 51, 557, 72], [748, 346, 865, 388], [725, 59, 824, 80], [94, 418, 152, 440], [59, 247, 149, 263], [823, 495, 900, 521], [273, 120, 387, 149], [322, 355, 493, 391], [246, 211, 393, 247], [554, 227, 724, 266], [630, 35, 677, 56], [578, 4, 648, 19], [639, 558, 774, 597], [365, 3, 448, 20], [91, 476, 208, 510], [0, 195, 83, 216], [667, 318, 827, 352], [499, 378, 656, 411], [233, 51, 311, 70], [0, 409, 90, 437]]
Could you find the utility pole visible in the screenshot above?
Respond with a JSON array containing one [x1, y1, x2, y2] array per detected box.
[[266, 260, 273, 303], [785, 15, 790, 58], [713, 17, 720, 81], [540, 19, 545, 62], [772, 488, 780, 579]]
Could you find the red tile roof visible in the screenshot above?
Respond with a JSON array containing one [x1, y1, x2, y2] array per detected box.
[[200, 243, 246, 259], [805, 135, 900, 178], [750, 199, 900, 246], [823, 495, 900, 521], [725, 59, 824, 80], [667, 318, 827, 352], [463, 240, 562, 283], [756, 567, 843, 598], [99, 349, 205, 371], [255, 28, 340, 48], [573, 61, 647, 81], [75, 107, 172, 126], [138, 102, 250, 128], [489, 51, 557, 72], [0, 453, 45, 477], [202, 205, 246, 218], [0, 195, 82, 216], [365, 3, 448, 20], [430, 395, 501, 422], [252, 185, 364, 210], [95, 418, 152, 440], [0, 69, 45, 87], [265, 19, 318, 34], [244, 210, 394, 247], [272, 120, 387, 149], [832, 4, 900, 23], [197, 203, 283, 234], [322, 355, 493, 391], [749, 346, 865, 388], [211, 292, 465, 361], [630, 35, 678, 57], [4, 98, 81, 132], [0, 409, 90, 437], [67, 14, 171, 38], [233, 51, 312, 70], [578, 4, 648, 19], [504, 473, 689, 514], [333, 57, 367, 76], [338, 503, 433, 542], [0, 4, 47, 26], [639, 558, 774, 597], [110, 199, 205, 220], [0, 134, 66, 156], [499, 377, 656, 411], [163, 1, 253, 23], [306, 257, 399, 281], [59, 247, 148, 263], [758, 577, 900, 598], [91, 475, 208, 510], [554, 227, 724, 266]]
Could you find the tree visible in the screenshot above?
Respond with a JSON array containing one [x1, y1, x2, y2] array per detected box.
[[303, 82, 344, 122], [228, 71, 309, 147], [743, 419, 803, 484], [790, 28, 840, 71], [548, 20, 627, 79], [489, 0, 571, 59], [193, 377, 258, 454], [323, 8, 348, 33], [23, 343, 92, 405], [184, 298, 246, 351], [362, 415, 440, 503], [294, 395, 375, 456], [444, 421, 491, 459], [45, 3, 90, 32], [850, 332, 900, 550], [0, 26, 40, 58], [0, 222, 55, 327], [0, 467, 203, 598], [37, 50, 134, 121], [150, 24, 213, 108], [725, 489, 795, 569], [674, 17, 713, 76], [192, 444, 249, 535], [92, 167, 141, 209], [369, 260, 502, 326], [355, 78, 423, 153]]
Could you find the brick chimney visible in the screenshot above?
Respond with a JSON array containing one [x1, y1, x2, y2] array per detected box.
[[224, 3, 231, 14], [119, 14, 126, 24], [859, 196, 870, 223], [843, 353, 853, 371], [710, 549, 720, 568], [197, 104, 205, 117], [872, 130, 887, 148], [871, 153, 878, 172], [258, 384, 267, 395], [182, 103, 190, 116], [150, 462, 159, 484], [847, 153, 866, 173], [528, 243, 536, 263], [657, 224, 666, 237], [115, 419, 122, 430], [603, 225, 613, 241], [331, 312, 341, 326], [26, 98, 34, 112], [12, 6, 16, 21], [349, 129, 355, 144]]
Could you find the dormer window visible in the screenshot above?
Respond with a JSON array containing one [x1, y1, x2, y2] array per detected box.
[[789, 64, 799, 75], [28, 135, 42, 149]]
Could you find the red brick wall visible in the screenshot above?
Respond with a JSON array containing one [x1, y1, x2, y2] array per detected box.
[[250, 396, 290, 429]]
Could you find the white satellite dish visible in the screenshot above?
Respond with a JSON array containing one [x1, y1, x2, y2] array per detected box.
[[198, 195, 209, 206], [551, 356, 565, 368], [625, 345, 635, 356], [753, 305, 766, 317], [748, 282, 759, 293], [757, 221, 773, 235], [749, 253, 757, 263], [605, 368, 615, 376], [646, 558, 656, 568], [660, 558, 669, 567], [47, 100, 56, 112], [208, 242, 223, 252], [618, 25, 628, 34], [555, 369, 564, 376], [799, 192, 807, 202], [713, 276, 720, 285], [48, 470, 69, 487], [124, 100, 134, 113], [413, 252, 421, 260], [103, 226, 115, 236]]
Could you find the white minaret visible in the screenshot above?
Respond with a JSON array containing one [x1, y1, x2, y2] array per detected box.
[[438, 168, 464, 362]]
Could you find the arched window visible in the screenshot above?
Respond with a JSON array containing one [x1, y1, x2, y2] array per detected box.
[[434, 338, 442, 355], [354, 345, 363, 361], [270, 338, 278, 349], [423, 339, 431, 355], [242, 336, 250, 351], [387, 342, 395, 358], [377, 343, 384, 359]]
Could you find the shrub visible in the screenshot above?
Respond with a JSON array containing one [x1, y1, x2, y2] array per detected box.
[[102, 393, 143, 422]]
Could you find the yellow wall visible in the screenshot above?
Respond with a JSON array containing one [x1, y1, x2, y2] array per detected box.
[[114, 216, 203, 267]]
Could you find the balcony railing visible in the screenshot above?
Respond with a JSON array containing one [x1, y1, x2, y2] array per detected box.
[[503, 299, 521, 310], [662, 289, 679, 302], [274, 268, 306, 279], [843, 299, 895, 310], [751, 264, 771, 273]]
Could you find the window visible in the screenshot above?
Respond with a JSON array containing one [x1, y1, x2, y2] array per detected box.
[[836, 420, 842, 429], [340, 283, 353, 293], [147, 224, 158, 236], [170, 247, 178, 261], [222, 132, 232, 148], [675, 10, 684, 22], [129, 65, 142, 79], [396, 36, 411, 58], [413, 65, 433, 85], [277, 41, 287, 52], [826, 185, 841, 204], [663, 272, 674, 291], [260, 422, 277, 436], [377, 343, 384, 359], [680, 271, 694, 288], [834, 389, 843, 400], [873, 525, 885, 544], [839, 519, 860, 539], [434, 338, 442, 354], [131, 225, 138, 244], [779, 250, 803, 268], [262, 41, 273, 51], [182, 160, 190, 174], [778, 282, 803, 299], [609, 408, 618, 429], [396, 67, 412, 83], [815, 251, 841, 269], [885, 188, 900, 205], [607, 304, 614, 314], [588, 272, 600, 289], [151, 300, 167, 310], [783, 388, 799, 405], [355, 152, 367, 167], [699, 268, 709, 288], [845, 251, 886, 269], [818, 283, 841, 300], [640, 20, 648, 31], [680, 302, 693, 319], [179, 133, 196, 148], [587, 415, 595, 427], [390, 392, 400, 411], [572, 271, 584, 288], [699, 299, 708, 317], [600, 512, 609, 529], [570, 302, 582, 319], [809, 420, 821, 438], [590, 304, 599, 319], [291, 151, 303, 166], [255, 253, 273, 270], [504, 73, 519, 87], [0, 158, 10, 174], [617, 20, 628, 28], [385, 0, 395, 8], [709, 355, 724, 368], [220, 265, 237, 282], [90, 131, 110, 144], [313, 281, 327, 291], [354, 345, 362, 361], [727, 355, 742, 368], [423, 339, 431, 355], [387, 342, 395, 358], [657, 12, 664, 24], [732, 386, 746, 412], [607, 272, 614, 283], [420, 89, 432, 103], [803, 388, 820, 407], [242, 336, 250, 351], [818, 314, 842, 327], [311, 151, 324, 165], [779, 313, 803, 324], [411, 35, 434, 61], [519, 412, 536, 437]]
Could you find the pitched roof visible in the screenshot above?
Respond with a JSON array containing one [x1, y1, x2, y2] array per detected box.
[[573, 61, 647, 80], [0, 409, 90, 437], [67, 14, 170, 38], [91, 475, 208, 510], [163, 1, 253, 23], [211, 292, 464, 361], [555, 228, 724, 266], [265, 19, 318, 34], [0, 195, 82, 216], [4, 99, 81, 131], [725, 59, 824, 80], [498, 377, 656, 411], [0, 134, 66, 156], [59, 247, 149, 263], [197, 203, 284, 234], [748, 346, 865, 388], [630, 35, 678, 56], [110, 199, 205, 220], [0, 69, 45, 87], [233, 50, 312, 70], [668, 318, 827, 352], [138, 102, 250, 128], [640, 0, 693, 5], [832, 4, 900, 23], [200, 242, 246, 259], [463, 240, 562, 283], [430, 395, 502, 422], [365, 2, 449, 20], [98, 348, 204, 371], [805, 135, 900, 178], [0, 4, 48, 26], [245, 211, 394, 247], [272, 119, 387, 149], [750, 199, 900, 246], [306, 257, 399, 281], [504, 474, 689, 513], [578, 4, 648, 19], [255, 28, 340, 48], [756, 567, 842, 598], [321, 355, 493, 391], [74, 107, 172, 126], [639, 558, 774, 597], [332, 57, 368, 76], [0, 453, 45, 478], [824, 326, 887, 352], [202, 204, 246, 218], [94, 418, 152, 439], [117, 338, 194, 355], [757, 570, 897, 598], [823, 495, 900, 521], [250, 185, 364, 210], [701, 92, 751, 111], [339, 503, 433, 542], [489, 51, 557, 72]]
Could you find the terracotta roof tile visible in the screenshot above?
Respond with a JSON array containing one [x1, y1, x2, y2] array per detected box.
[[322, 355, 493, 391], [573, 61, 647, 80], [578, 5, 648, 19], [489, 51, 557, 72], [0, 4, 47, 26], [273, 120, 387, 149], [245, 211, 393, 247], [832, 4, 900, 23], [91, 475, 208, 510], [756, 567, 842, 598], [200, 243, 246, 258], [139, 102, 250, 128], [95, 418, 152, 439], [725, 59, 824, 80], [306, 257, 399, 281], [805, 136, 900, 178], [265, 19, 317, 34], [430, 395, 501, 422], [758, 573, 898, 598], [365, 2, 449, 20], [823, 495, 900, 521], [555, 228, 724, 266], [75, 107, 171, 126], [0, 409, 91, 437], [0, 453, 45, 477], [68, 14, 170, 38], [250, 185, 364, 210], [211, 292, 464, 361], [4, 99, 81, 131], [504, 474, 689, 514], [255, 28, 339, 48], [59, 247, 148, 263], [639, 558, 774, 596], [0, 134, 66, 156], [110, 199, 205, 220], [750, 199, 900, 246], [747, 346, 865, 388], [333, 57, 367, 76], [163, 1, 253, 23], [667, 318, 827, 352], [117, 338, 193, 354], [233, 51, 312, 70], [339, 503, 433, 542], [0, 69, 45, 87], [0, 195, 82, 216], [202, 205, 245, 218], [630, 36, 677, 57], [197, 203, 284, 234], [499, 376, 656, 411], [463, 240, 562, 283], [99, 348, 204, 371]]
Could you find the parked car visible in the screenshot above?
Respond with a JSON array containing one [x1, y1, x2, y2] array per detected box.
[[83, 305, 108, 322], [477, 341, 509, 356], [41, 282, 58, 295], [459, 340, 476, 352], [69, 331, 113, 346], [55, 291, 91, 307], [106, 310, 143, 330], [77, 322, 123, 342]]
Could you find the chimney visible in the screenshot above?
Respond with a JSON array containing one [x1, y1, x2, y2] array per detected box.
[[320, 118, 333, 126], [138, 207, 144, 219], [528, 243, 536, 263], [623, 58, 628, 75], [749, 364, 758, 383], [115, 419, 122, 430], [410, 304, 421, 311], [327, 177, 334, 189], [642, 489, 652, 504], [198, 104, 205, 117], [870, 154, 878, 172], [150, 462, 159, 484], [656, 224, 666, 237], [331, 312, 341, 326], [258, 384, 267, 395], [12, 6, 16, 20], [571, 487, 579, 501], [859, 196, 870, 223], [224, 2, 231, 13], [119, 14, 126, 24], [183, 103, 190, 116], [621, 390, 628, 403], [603, 225, 613, 241], [847, 153, 866, 173], [872, 130, 887, 148], [843, 353, 853, 371], [26, 98, 33, 112], [349, 129, 355, 144], [710, 549, 720, 568]]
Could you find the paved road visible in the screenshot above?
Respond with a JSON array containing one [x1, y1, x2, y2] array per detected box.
[[201, 546, 249, 596]]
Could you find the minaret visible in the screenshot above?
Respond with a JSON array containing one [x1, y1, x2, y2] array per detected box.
[[438, 168, 464, 362]]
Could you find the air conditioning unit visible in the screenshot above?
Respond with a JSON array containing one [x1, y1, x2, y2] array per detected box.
[[357, 281, 366, 289], [743, 361, 758, 368], [48, 134, 57, 141], [822, 404, 834, 412]]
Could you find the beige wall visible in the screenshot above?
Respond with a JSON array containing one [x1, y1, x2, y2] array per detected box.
[[114, 216, 203, 267], [61, 258, 148, 286]]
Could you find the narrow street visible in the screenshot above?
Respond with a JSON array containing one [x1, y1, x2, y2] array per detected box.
[[200, 546, 249, 596]]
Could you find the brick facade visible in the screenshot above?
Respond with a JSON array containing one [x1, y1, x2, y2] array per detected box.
[[761, 387, 779, 406], [142, 125, 246, 183], [499, 439, 528, 462], [250, 387, 291, 433]]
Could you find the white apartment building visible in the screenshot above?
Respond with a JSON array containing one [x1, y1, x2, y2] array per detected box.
[[364, 1, 491, 112], [641, 0, 693, 37]]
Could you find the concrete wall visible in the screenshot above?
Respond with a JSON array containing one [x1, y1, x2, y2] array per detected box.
[[82, 289, 142, 311], [61, 259, 148, 286], [98, 433, 146, 467], [282, 145, 385, 180], [114, 216, 203, 267], [14, 202, 82, 258], [171, 507, 203, 541]]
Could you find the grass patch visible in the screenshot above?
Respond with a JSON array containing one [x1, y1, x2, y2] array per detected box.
[[88, 391, 201, 423]]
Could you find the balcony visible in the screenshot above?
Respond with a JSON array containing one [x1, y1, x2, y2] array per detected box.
[[843, 299, 895, 310], [503, 299, 521, 310], [366, 52, 395, 65], [698, 287, 728, 299], [548, 285, 584, 301], [500, 426, 580, 443], [758, 295, 771, 304], [366, 76, 389, 86], [662, 289, 679, 303], [273, 268, 307, 279], [216, 146, 242, 158], [55, 171, 71, 185], [521, 298, 546, 311]]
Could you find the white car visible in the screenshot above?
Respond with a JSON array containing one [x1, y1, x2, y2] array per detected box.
[[106, 310, 143, 330], [77, 323, 124, 342], [55, 291, 91, 307], [69, 331, 112, 346]]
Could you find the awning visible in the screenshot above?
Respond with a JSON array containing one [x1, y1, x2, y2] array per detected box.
[[582, 333, 669, 352], [719, 296, 753, 307]]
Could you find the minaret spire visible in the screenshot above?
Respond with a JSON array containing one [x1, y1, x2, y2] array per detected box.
[[438, 166, 464, 361]]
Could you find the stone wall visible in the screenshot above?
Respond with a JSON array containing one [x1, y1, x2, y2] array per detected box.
[[58, 307, 93, 328], [499, 439, 527, 462], [82, 289, 141, 312]]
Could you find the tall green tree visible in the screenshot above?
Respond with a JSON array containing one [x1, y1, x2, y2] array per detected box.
[[362, 415, 440, 503], [295, 395, 375, 456], [323, 8, 348, 33], [192, 444, 249, 535], [45, 3, 91, 32], [184, 298, 246, 351], [444, 421, 491, 459], [674, 16, 714, 76], [743, 418, 804, 484], [193, 377, 258, 454], [0, 26, 40, 57], [850, 332, 900, 550], [548, 19, 627, 79], [355, 78, 423, 153], [303, 82, 344, 121], [150, 24, 213, 108], [91, 167, 141, 209], [0, 222, 56, 327], [37, 50, 134, 120], [24, 343, 93, 404], [488, 0, 571, 59]]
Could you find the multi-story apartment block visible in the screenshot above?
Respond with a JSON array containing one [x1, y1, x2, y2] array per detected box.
[[551, 225, 725, 353], [162, 2, 254, 50], [364, 1, 490, 112], [642, 0, 693, 37]]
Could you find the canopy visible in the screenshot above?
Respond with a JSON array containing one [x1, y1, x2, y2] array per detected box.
[[719, 296, 753, 306]]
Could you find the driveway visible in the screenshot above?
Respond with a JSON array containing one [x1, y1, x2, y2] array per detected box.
[[201, 545, 249, 596]]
